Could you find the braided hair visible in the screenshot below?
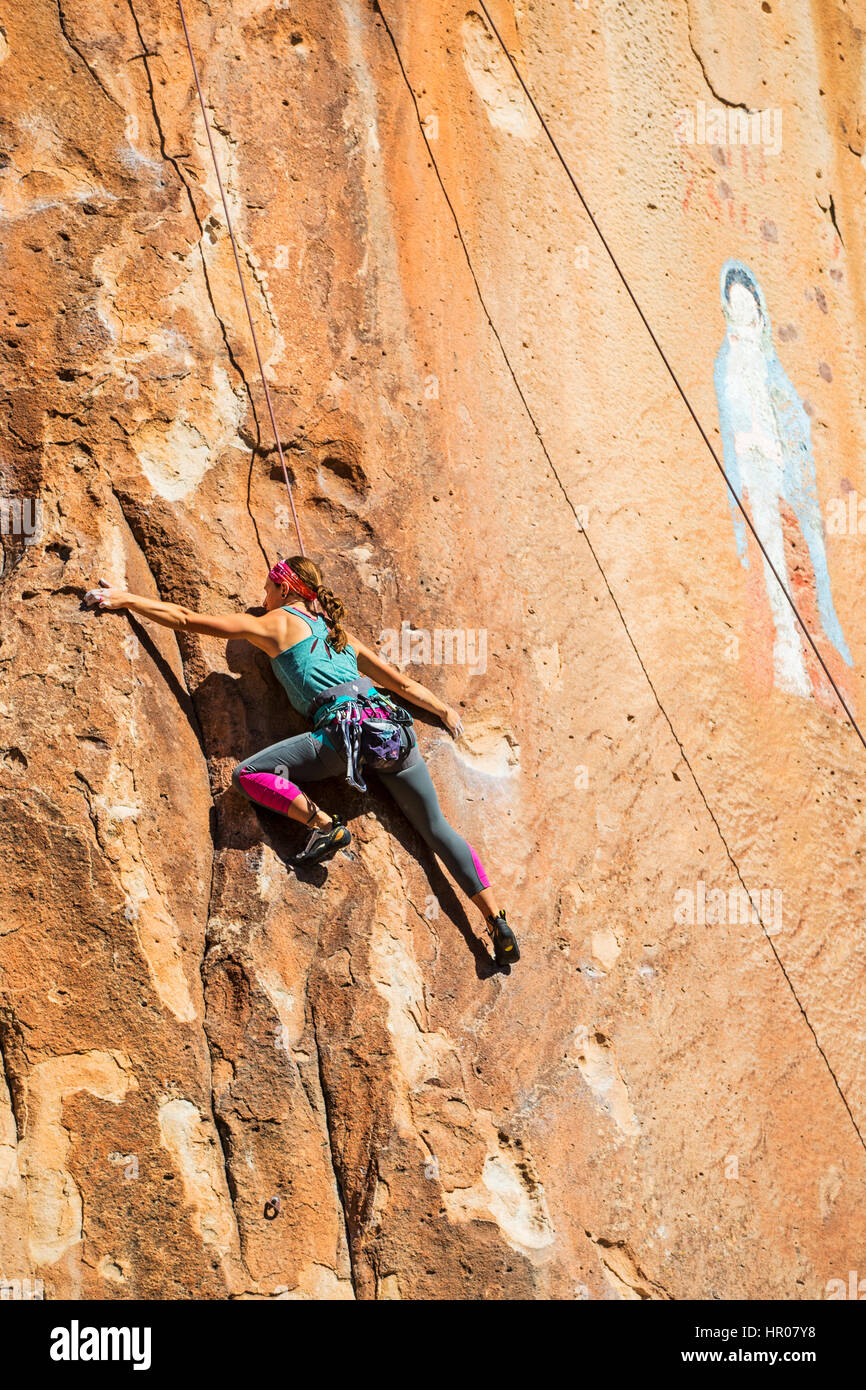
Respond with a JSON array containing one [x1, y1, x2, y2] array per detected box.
[[283, 555, 350, 653]]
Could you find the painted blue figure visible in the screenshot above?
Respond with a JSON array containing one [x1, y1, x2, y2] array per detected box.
[[714, 259, 852, 699]]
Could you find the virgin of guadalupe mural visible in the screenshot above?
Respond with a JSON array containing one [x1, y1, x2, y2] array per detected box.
[[713, 260, 853, 713]]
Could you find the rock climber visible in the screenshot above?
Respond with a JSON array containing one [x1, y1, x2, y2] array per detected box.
[[84, 557, 519, 967]]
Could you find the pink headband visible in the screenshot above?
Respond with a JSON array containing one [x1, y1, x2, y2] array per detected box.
[[268, 560, 319, 606]]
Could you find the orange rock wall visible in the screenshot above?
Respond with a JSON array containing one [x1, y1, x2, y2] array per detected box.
[[1, 0, 864, 1299]]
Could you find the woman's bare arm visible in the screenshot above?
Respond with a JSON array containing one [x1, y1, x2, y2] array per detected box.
[[85, 583, 285, 656], [348, 633, 464, 736]]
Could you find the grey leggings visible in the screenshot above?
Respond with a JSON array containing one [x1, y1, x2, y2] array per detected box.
[[232, 729, 491, 898]]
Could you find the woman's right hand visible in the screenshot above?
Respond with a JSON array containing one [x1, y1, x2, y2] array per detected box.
[[443, 706, 464, 740], [84, 579, 130, 611]]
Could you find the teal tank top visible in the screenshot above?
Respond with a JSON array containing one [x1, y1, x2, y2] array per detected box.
[[270, 605, 365, 719]]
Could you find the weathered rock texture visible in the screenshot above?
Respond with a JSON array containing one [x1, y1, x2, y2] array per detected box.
[[1, 0, 865, 1299]]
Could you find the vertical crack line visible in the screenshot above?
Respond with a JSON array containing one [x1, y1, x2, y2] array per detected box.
[[684, 0, 750, 109], [124, 0, 269, 567], [55, 0, 122, 107], [817, 192, 845, 249], [310, 1002, 359, 1298], [0, 1014, 26, 1142], [212, 1106, 241, 1209], [375, 4, 866, 1158], [108, 482, 210, 761]]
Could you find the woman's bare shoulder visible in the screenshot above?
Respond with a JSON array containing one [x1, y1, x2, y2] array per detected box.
[[259, 605, 315, 656]]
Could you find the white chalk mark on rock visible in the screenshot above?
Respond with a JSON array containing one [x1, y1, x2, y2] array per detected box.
[[572, 1027, 640, 1137], [461, 12, 536, 140]]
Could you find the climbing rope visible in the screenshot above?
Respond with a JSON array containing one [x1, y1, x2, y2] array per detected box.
[[176, 0, 305, 556], [472, 0, 864, 753]]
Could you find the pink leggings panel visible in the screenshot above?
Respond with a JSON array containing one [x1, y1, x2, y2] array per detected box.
[[237, 768, 302, 816], [467, 842, 490, 890]]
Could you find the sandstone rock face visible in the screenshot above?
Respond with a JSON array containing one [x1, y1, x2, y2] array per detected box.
[[1, 0, 865, 1300]]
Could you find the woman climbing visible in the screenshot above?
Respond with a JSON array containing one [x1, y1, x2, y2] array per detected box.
[[85, 557, 519, 967]]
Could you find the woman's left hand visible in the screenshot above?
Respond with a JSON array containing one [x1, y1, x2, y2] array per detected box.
[[84, 579, 130, 611], [443, 705, 464, 739]]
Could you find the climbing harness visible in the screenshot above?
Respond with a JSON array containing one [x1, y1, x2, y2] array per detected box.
[[176, 0, 305, 556], [307, 677, 379, 719], [309, 679, 417, 792], [316, 695, 415, 793]]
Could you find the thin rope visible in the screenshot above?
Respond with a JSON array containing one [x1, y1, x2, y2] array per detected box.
[[474, 0, 864, 752], [176, 0, 305, 556]]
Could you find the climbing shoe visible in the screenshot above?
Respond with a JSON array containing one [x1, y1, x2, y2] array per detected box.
[[486, 909, 520, 966], [293, 815, 351, 867]]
